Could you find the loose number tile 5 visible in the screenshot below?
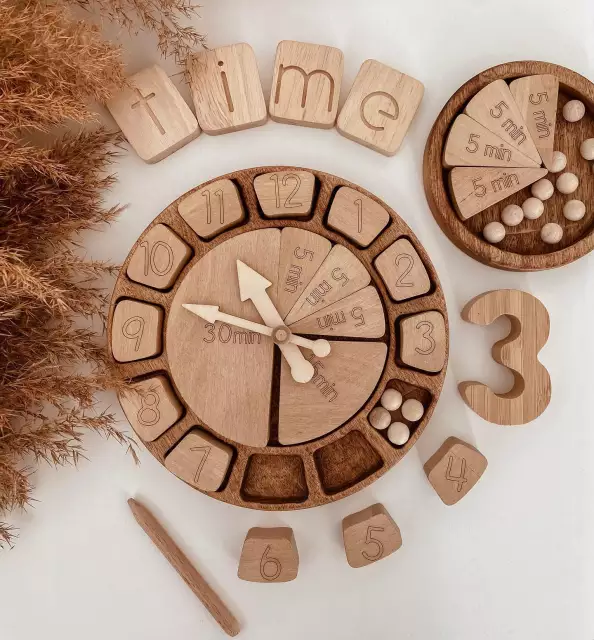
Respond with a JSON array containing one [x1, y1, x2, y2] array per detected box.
[[254, 170, 315, 218], [111, 299, 163, 362]]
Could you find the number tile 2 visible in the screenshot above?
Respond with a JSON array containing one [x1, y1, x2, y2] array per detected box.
[[177, 178, 245, 239], [327, 187, 390, 248], [127, 224, 191, 290], [424, 437, 488, 506], [374, 238, 431, 302], [254, 171, 315, 218], [238, 527, 299, 583], [111, 300, 163, 363], [342, 503, 402, 568], [164, 429, 233, 492], [118, 375, 183, 441], [399, 310, 446, 373]]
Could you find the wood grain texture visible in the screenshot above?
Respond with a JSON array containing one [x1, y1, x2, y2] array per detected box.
[[128, 499, 240, 636], [254, 170, 315, 218], [374, 238, 431, 301], [237, 527, 299, 582], [107, 167, 449, 511], [424, 61, 594, 271]]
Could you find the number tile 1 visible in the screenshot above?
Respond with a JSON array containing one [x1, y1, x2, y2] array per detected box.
[[238, 527, 299, 583], [342, 503, 402, 568], [424, 437, 488, 506], [374, 238, 431, 302], [254, 171, 315, 218], [164, 429, 233, 492], [111, 299, 163, 363], [399, 310, 446, 373], [118, 375, 183, 441]]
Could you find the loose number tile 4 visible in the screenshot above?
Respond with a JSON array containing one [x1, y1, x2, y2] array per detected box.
[[111, 300, 163, 362], [238, 527, 299, 582], [375, 238, 431, 301], [254, 170, 316, 218]]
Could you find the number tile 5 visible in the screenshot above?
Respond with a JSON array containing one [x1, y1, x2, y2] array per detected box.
[[342, 503, 402, 568], [374, 238, 431, 302], [238, 527, 299, 583]]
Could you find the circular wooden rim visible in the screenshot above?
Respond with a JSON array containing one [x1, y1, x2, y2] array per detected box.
[[108, 166, 449, 510], [424, 60, 594, 271]]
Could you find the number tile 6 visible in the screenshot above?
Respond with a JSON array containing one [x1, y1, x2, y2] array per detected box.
[[238, 527, 299, 582]]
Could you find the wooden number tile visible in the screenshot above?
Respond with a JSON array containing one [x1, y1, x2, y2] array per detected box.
[[126, 224, 191, 290], [327, 187, 390, 247], [449, 166, 547, 220], [165, 429, 232, 492], [177, 179, 245, 240], [399, 310, 446, 373], [464, 79, 541, 164], [188, 43, 267, 135], [337, 59, 424, 156], [424, 437, 488, 506], [254, 171, 315, 218], [118, 375, 183, 441], [269, 40, 344, 129], [111, 299, 163, 363], [284, 245, 371, 325], [106, 65, 200, 164], [443, 114, 540, 169], [342, 504, 402, 568], [509, 74, 559, 171], [277, 228, 331, 320], [238, 527, 299, 583], [375, 238, 430, 302], [288, 286, 385, 338], [278, 341, 387, 445]]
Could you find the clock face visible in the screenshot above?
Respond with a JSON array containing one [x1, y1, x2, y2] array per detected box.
[[109, 167, 448, 510]]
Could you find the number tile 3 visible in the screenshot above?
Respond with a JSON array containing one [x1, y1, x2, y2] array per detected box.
[[238, 527, 299, 583], [342, 503, 402, 568]]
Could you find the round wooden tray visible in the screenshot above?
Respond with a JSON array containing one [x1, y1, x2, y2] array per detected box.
[[108, 166, 449, 510], [424, 61, 594, 271]]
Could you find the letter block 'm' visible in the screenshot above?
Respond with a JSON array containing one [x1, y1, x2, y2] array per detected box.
[[238, 527, 299, 582]]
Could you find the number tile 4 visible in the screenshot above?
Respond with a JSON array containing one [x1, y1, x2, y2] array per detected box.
[[424, 437, 488, 506], [254, 171, 315, 218], [238, 527, 299, 583], [374, 238, 431, 302], [111, 299, 163, 363], [399, 310, 447, 373], [342, 503, 402, 568]]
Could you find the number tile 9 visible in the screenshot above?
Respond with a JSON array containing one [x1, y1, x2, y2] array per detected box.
[[111, 299, 163, 363]]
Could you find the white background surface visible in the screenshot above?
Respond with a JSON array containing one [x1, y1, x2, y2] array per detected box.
[[2, 1, 594, 639]]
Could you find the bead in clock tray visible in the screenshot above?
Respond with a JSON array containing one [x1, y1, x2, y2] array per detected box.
[[556, 172, 579, 195], [369, 406, 391, 430], [563, 99, 586, 122], [580, 138, 594, 161], [387, 422, 410, 446], [500, 204, 523, 227], [563, 199, 586, 221], [380, 388, 403, 411], [522, 197, 545, 220], [541, 222, 563, 244], [483, 221, 505, 244], [549, 151, 567, 173], [401, 398, 424, 422], [531, 179, 554, 200]]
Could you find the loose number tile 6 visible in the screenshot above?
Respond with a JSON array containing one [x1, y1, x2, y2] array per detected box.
[[260, 545, 283, 581]]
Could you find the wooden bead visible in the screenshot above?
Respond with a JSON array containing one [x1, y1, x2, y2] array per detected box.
[[238, 528, 299, 582], [563, 199, 586, 221], [483, 221, 505, 243], [380, 388, 402, 411], [531, 178, 554, 200], [521, 197, 544, 220], [500, 204, 523, 226], [401, 398, 424, 422], [580, 138, 594, 160], [556, 172, 579, 194], [387, 422, 410, 446], [369, 406, 391, 430], [563, 99, 585, 122], [549, 150, 567, 173], [540, 222, 563, 244]]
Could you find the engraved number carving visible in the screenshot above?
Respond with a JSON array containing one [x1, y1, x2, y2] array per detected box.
[[121, 316, 145, 351], [355, 198, 363, 233], [466, 133, 480, 154], [259, 545, 282, 581], [271, 173, 303, 209], [190, 446, 211, 485], [472, 178, 487, 197], [294, 246, 314, 261], [445, 455, 468, 492], [489, 100, 508, 118], [361, 526, 384, 562], [415, 321, 436, 355], [394, 253, 414, 288], [137, 390, 160, 426], [529, 91, 549, 105], [140, 240, 174, 277], [202, 188, 225, 225], [351, 306, 365, 327]]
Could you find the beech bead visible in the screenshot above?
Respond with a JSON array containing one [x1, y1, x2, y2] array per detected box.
[[483, 221, 506, 243], [563, 100, 585, 122], [531, 179, 554, 200], [549, 151, 567, 173], [563, 199, 586, 221], [387, 422, 410, 446], [522, 197, 545, 220], [580, 138, 594, 160], [380, 388, 403, 411], [556, 172, 579, 194], [401, 399, 424, 422], [501, 204, 524, 226], [369, 406, 391, 430], [541, 222, 563, 244]]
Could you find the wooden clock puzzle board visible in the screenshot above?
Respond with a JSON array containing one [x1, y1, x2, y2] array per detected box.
[[107, 166, 449, 510], [424, 61, 594, 271]]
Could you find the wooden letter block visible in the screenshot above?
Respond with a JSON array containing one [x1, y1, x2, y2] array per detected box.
[[269, 40, 344, 129], [400, 310, 446, 373], [106, 65, 200, 163], [118, 375, 183, 441], [424, 437, 488, 506], [165, 430, 232, 492], [375, 238, 431, 301], [509, 74, 559, 171], [238, 527, 299, 582], [342, 504, 402, 568], [254, 171, 315, 218], [177, 179, 245, 239], [327, 187, 390, 247], [126, 224, 191, 290], [111, 300, 163, 363], [443, 114, 539, 169], [464, 79, 541, 164], [449, 167, 547, 220], [188, 43, 267, 135], [337, 60, 424, 156]]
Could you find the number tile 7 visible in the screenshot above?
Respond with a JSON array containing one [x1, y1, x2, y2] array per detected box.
[[238, 527, 299, 582]]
